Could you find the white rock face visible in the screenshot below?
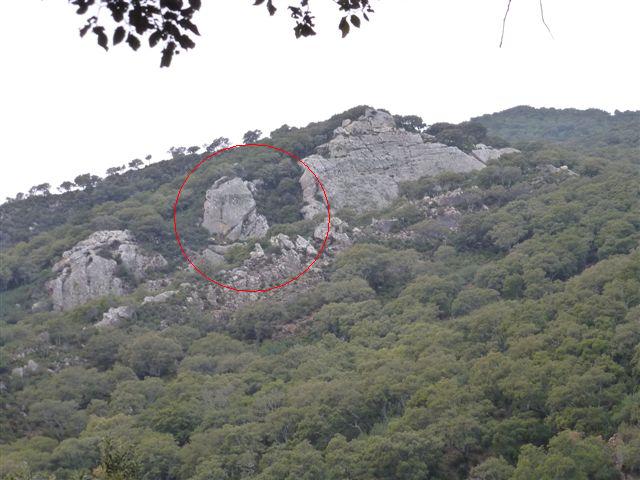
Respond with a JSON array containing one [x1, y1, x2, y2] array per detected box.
[[471, 143, 520, 163], [202, 177, 269, 241], [299, 109, 486, 218], [47, 230, 167, 311]]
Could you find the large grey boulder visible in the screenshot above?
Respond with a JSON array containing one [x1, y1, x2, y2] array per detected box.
[[299, 109, 489, 218], [202, 177, 269, 241], [47, 230, 167, 311]]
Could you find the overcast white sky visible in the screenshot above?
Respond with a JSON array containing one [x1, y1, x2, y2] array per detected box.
[[1, 0, 639, 199]]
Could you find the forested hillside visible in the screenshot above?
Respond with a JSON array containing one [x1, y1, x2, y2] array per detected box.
[[1, 107, 639, 480], [473, 106, 640, 155]]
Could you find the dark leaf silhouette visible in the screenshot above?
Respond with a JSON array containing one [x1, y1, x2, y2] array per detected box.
[[79, 23, 91, 37], [93, 26, 108, 50], [126, 33, 141, 51], [148, 31, 162, 47], [160, 41, 176, 67], [339, 16, 350, 37], [160, 0, 183, 11], [113, 26, 126, 45]]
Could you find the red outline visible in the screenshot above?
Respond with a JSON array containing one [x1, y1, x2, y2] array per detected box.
[[173, 144, 331, 293]]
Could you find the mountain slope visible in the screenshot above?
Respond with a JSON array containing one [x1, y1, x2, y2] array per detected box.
[[1, 106, 639, 480]]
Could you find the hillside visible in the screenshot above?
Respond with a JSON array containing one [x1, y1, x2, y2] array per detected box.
[[1, 106, 639, 480], [473, 106, 640, 154]]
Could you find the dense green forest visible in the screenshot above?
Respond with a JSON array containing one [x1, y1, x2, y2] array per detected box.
[[1, 107, 639, 480]]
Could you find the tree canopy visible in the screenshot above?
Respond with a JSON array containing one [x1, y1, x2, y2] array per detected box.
[[71, 0, 375, 67]]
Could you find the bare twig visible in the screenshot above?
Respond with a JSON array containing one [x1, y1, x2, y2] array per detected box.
[[539, 0, 554, 39], [499, 0, 513, 47]]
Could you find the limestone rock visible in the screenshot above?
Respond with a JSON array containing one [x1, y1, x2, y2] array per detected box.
[[201, 249, 226, 268], [31, 300, 49, 313], [314, 217, 351, 245], [11, 359, 39, 378], [371, 218, 399, 234], [250, 243, 265, 260], [271, 233, 295, 250], [299, 108, 486, 218], [47, 230, 167, 311], [202, 177, 269, 241], [209, 244, 233, 255], [471, 143, 520, 163], [541, 164, 579, 176], [219, 233, 319, 292], [142, 290, 178, 305], [95, 306, 134, 329], [295, 235, 317, 257]]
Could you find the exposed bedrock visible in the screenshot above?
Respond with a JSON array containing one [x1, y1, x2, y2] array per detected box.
[[202, 177, 269, 242], [47, 230, 166, 311], [299, 108, 517, 218]]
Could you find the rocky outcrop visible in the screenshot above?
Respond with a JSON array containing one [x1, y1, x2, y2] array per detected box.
[[220, 234, 319, 292], [299, 109, 490, 218], [313, 216, 351, 245], [95, 306, 134, 328], [47, 230, 167, 311], [471, 143, 519, 163], [142, 290, 178, 304], [202, 177, 269, 241], [11, 359, 39, 378], [200, 233, 324, 308]]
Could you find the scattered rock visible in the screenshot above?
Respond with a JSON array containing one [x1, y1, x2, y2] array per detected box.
[[541, 164, 579, 176], [271, 233, 295, 250], [299, 108, 486, 218], [216, 233, 321, 292], [11, 359, 39, 378], [314, 217, 351, 245], [471, 143, 519, 163], [295, 235, 317, 256], [95, 306, 134, 328], [26, 359, 39, 372], [47, 230, 167, 311], [250, 243, 265, 260], [37, 332, 50, 343], [371, 218, 399, 234], [31, 300, 49, 313], [142, 290, 178, 305], [202, 177, 269, 241], [141, 278, 172, 293]]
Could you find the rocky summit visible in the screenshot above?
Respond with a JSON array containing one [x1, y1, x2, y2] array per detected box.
[[47, 230, 166, 311], [299, 108, 511, 218], [201, 176, 269, 241]]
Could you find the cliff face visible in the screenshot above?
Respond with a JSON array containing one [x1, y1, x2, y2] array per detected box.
[[201, 177, 269, 242], [298, 109, 489, 218], [47, 230, 166, 311]]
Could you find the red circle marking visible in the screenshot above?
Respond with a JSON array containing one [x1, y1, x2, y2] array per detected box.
[[173, 143, 331, 293]]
